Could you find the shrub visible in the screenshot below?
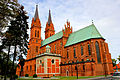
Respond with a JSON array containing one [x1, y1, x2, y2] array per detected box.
[[25, 74, 29, 77], [33, 74, 37, 78], [7, 74, 10, 77], [15, 75, 18, 78]]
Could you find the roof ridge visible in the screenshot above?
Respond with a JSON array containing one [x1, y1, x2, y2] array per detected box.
[[65, 24, 104, 47], [41, 31, 63, 46], [70, 24, 94, 35]]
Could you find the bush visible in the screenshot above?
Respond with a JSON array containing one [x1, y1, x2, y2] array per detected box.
[[15, 75, 18, 78], [33, 74, 37, 78], [7, 74, 10, 77], [25, 74, 29, 77]]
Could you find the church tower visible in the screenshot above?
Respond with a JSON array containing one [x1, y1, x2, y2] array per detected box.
[[27, 5, 41, 59], [45, 10, 55, 39]]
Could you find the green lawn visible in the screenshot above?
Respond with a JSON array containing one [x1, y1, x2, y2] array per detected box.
[[17, 75, 105, 80]]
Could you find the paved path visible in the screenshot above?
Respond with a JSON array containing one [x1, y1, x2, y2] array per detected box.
[[78, 76, 120, 80]]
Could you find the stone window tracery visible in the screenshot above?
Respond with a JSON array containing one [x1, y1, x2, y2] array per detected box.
[[88, 44, 91, 55], [95, 41, 101, 63]]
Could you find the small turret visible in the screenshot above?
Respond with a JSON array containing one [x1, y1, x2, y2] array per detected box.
[[62, 20, 72, 37]]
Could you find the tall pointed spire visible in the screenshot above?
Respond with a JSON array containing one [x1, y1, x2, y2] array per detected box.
[[34, 5, 39, 21], [48, 9, 52, 25]]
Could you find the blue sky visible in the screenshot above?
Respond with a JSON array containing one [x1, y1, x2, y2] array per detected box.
[[18, 0, 120, 63]]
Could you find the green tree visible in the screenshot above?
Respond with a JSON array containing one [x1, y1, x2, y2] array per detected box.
[[1, 32, 14, 80], [0, 0, 19, 32], [0, 51, 14, 79], [7, 6, 29, 80], [112, 59, 117, 67], [117, 55, 120, 63]]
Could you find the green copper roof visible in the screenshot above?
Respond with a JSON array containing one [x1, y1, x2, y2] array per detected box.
[[65, 24, 103, 47], [41, 31, 63, 46], [46, 45, 51, 48]]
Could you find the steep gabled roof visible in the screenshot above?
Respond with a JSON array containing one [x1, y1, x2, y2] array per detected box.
[[41, 24, 103, 47], [65, 24, 104, 47], [41, 31, 63, 47]]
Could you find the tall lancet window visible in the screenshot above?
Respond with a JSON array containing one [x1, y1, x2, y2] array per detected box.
[[37, 31, 39, 38], [88, 44, 91, 55], [67, 49, 69, 59], [74, 48, 76, 58], [81, 46, 83, 55], [95, 41, 101, 63], [35, 30, 37, 37]]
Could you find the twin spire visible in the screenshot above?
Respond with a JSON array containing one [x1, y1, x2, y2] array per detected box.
[[48, 9, 52, 25], [34, 5, 52, 24], [34, 5, 39, 21]]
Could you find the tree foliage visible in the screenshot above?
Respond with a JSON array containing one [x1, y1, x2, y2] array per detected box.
[[0, 0, 19, 32], [0, 1, 29, 80], [0, 52, 16, 77], [112, 59, 117, 67], [7, 6, 29, 80], [117, 55, 120, 62]]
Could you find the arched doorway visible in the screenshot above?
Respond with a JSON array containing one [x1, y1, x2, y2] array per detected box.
[[66, 70, 69, 76]]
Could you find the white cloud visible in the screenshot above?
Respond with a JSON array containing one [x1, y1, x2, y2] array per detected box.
[[18, 0, 120, 63]]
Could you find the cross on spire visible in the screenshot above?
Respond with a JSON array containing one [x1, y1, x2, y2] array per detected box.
[[34, 5, 39, 21]]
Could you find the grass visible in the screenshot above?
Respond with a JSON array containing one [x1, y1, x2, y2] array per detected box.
[[17, 75, 106, 80]]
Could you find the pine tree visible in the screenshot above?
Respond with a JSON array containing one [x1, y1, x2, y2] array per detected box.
[[1, 31, 14, 80], [7, 6, 29, 80], [0, 0, 19, 32]]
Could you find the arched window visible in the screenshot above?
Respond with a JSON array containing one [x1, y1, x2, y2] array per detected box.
[[30, 65, 32, 71], [81, 46, 83, 55], [88, 44, 91, 55], [35, 30, 37, 37], [67, 49, 69, 59], [37, 31, 39, 38], [74, 48, 76, 58], [83, 65, 85, 71], [60, 42, 62, 47], [36, 46, 38, 52], [95, 41, 101, 63], [55, 44, 56, 51], [26, 66, 28, 70]]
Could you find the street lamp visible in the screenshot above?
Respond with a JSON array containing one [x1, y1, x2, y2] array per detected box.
[[19, 55, 25, 76]]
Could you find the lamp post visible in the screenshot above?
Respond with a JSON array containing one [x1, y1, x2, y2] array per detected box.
[[75, 65, 78, 79], [19, 55, 25, 77]]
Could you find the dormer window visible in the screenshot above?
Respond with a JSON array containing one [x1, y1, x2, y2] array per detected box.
[[46, 45, 51, 53]]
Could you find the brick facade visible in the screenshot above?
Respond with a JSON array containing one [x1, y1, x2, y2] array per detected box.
[[16, 5, 113, 77]]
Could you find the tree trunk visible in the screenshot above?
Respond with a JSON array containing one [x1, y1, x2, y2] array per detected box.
[[4, 45, 11, 80], [10, 44, 17, 80]]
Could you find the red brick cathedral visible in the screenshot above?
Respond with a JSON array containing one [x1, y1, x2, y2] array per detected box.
[[16, 5, 113, 77]]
